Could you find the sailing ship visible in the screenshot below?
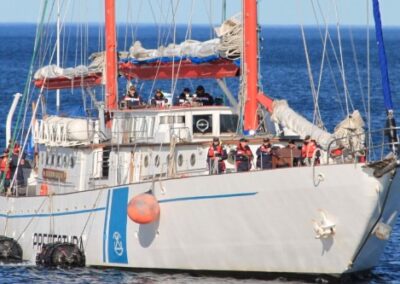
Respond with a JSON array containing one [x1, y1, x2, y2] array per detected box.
[[0, 0, 399, 276]]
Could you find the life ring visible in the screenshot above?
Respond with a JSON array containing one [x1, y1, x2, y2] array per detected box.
[[195, 118, 210, 133]]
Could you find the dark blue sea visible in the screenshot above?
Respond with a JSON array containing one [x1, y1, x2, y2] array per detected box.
[[0, 24, 400, 283]]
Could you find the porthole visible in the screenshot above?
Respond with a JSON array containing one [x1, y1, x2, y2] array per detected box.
[[63, 155, 68, 168], [154, 155, 160, 167], [190, 153, 196, 166], [70, 156, 75, 168], [177, 154, 183, 167], [144, 155, 149, 168], [57, 155, 62, 167]]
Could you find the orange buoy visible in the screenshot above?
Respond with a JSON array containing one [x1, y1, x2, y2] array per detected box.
[[127, 193, 160, 224], [40, 183, 48, 196]]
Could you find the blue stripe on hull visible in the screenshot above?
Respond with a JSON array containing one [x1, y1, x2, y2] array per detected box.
[[102, 189, 111, 263], [158, 192, 258, 203], [0, 207, 106, 219], [107, 187, 129, 264]]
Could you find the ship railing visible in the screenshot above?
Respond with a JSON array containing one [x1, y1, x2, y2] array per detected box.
[[326, 126, 400, 164], [35, 118, 100, 146]]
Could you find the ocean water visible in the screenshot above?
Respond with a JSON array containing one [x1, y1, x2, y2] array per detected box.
[[0, 24, 399, 283]]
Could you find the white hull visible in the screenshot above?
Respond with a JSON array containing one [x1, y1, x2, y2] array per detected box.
[[0, 163, 398, 275]]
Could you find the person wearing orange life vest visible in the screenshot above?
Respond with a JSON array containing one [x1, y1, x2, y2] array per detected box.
[[0, 149, 10, 192], [256, 138, 272, 169], [207, 137, 227, 174], [301, 135, 317, 166], [235, 138, 254, 172]]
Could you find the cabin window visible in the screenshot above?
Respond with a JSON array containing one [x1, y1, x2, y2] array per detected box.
[[160, 116, 185, 124], [102, 147, 111, 178], [190, 153, 196, 166], [220, 114, 239, 133], [193, 115, 212, 134], [154, 155, 160, 167], [57, 155, 62, 167], [144, 155, 149, 168], [177, 154, 183, 167], [70, 156, 75, 168], [51, 154, 55, 166], [174, 116, 185, 124], [160, 116, 174, 124]]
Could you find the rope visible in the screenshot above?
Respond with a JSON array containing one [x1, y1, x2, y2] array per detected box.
[[1, 0, 50, 190], [332, 0, 352, 116], [299, 4, 324, 129], [15, 197, 47, 242], [349, 27, 368, 117]]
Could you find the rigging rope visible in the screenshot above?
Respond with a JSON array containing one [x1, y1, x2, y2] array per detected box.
[[332, 0, 352, 116]]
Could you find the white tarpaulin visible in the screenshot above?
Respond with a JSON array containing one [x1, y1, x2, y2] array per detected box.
[[271, 100, 335, 150]]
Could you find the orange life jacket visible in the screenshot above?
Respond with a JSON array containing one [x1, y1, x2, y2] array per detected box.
[[236, 144, 253, 159], [301, 141, 316, 158], [208, 145, 223, 158], [0, 156, 10, 179]]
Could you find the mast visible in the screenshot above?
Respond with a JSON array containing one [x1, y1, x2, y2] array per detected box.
[[243, 0, 259, 133], [105, 0, 118, 110], [372, 0, 398, 151], [56, 0, 61, 112]]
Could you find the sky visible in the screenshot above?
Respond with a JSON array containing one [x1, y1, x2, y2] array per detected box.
[[1, 0, 400, 26]]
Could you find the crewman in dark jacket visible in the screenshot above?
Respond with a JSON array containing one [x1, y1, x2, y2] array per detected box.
[[207, 137, 227, 174], [124, 85, 143, 108], [256, 138, 272, 169], [194, 85, 214, 106], [235, 138, 254, 172]]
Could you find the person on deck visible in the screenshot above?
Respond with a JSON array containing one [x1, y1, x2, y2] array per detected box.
[[0, 149, 10, 192], [151, 89, 167, 106], [10, 146, 26, 191], [256, 138, 272, 170], [178, 87, 192, 105], [194, 85, 214, 106], [124, 85, 143, 108], [207, 137, 227, 175], [301, 135, 317, 166], [235, 138, 254, 172]]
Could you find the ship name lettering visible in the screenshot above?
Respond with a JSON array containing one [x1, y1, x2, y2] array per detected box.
[[33, 233, 84, 251]]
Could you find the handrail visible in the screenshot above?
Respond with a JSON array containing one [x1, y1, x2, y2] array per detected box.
[[326, 126, 400, 164]]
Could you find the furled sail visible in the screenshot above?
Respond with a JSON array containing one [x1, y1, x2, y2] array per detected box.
[[118, 14, 242, 80], [271, 100, 334, 150], [34, 63, 102, 90]]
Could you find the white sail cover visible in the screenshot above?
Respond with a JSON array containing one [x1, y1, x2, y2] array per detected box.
[[128, 39, 221, 61], [33, 64, 99, 80], [333, 110, 365, 152], [271, 100, 334, 150]]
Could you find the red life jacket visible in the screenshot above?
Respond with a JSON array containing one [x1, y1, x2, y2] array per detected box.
[[0, 156, 6, 172], [236, 144, 253, 159], [301, 141, 316, 158], [208, 145, 223, 158], [0, 156, 10, 179]]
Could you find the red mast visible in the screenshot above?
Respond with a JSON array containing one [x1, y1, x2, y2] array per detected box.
[[105, 0, 118, 110], [243, 0, 259, 132]]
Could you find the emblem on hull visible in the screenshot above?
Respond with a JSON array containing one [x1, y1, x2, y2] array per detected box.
[[113, 231, 124, 256]]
